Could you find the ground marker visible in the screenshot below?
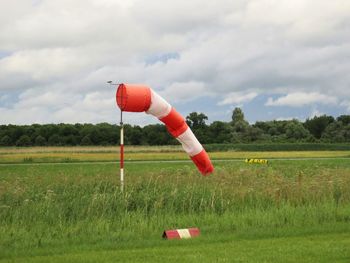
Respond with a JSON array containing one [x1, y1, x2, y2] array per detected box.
[[162, 228, 200, 239]]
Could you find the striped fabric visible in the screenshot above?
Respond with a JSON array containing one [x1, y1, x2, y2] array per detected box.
[[162, 228, 200, 239], [116, 84, 214, 175]]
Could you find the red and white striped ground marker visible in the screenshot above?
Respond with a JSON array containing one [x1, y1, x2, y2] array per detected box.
[[162, 228, 200, 239]]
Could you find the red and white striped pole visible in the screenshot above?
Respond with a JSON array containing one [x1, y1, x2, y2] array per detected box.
[[120, 109, 124, 192], [108, 80, 125, 191]]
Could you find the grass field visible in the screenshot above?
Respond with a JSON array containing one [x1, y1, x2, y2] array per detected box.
[[1, 147, 350, 262], [1, 146, 350, 163]]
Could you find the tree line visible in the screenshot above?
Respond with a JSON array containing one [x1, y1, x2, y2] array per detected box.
[[1, 108, 350, 146]]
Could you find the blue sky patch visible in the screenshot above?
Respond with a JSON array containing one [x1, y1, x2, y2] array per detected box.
[[0, 91, 21, 108], [145, 52, 180, 65], [0, 50, 12, 59]]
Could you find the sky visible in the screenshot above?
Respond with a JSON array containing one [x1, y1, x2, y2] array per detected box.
[[0, 0, 350, 125]]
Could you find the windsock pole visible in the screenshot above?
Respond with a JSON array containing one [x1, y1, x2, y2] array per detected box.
[[119, 83, 124, 193], [120, 108, 124, 192], [108, 80, 125, 191]]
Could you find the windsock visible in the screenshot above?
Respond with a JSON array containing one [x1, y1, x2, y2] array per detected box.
[[116, 83, 214, 175]]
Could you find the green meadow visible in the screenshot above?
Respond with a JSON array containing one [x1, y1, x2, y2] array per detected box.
[[1, 147, 350, 262]]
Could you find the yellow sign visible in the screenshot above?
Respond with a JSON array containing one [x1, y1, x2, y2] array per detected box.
[[245, 158, 268, 164]]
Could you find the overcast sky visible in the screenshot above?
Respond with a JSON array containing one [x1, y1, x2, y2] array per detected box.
[[1, 0, 350, 125]]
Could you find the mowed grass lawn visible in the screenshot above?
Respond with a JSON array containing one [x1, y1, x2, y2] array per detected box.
[[4, 232, 350, 263], [1, 147, 350, 262]]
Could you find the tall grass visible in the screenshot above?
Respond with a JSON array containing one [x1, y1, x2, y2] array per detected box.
[[1, 161, 350, 252]]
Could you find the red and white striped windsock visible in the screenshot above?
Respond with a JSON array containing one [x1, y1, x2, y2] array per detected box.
[[116, 83, 214, 175]]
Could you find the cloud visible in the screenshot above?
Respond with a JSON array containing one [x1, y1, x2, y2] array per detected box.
[[276, 116, 298, 121], [0, 0, 349, 124], [145, 52, 180, 65], [218, 91, 257, 105], [0, 48, 92, 82], [265, 92, 338, 107], [159, 81, 211, 103]]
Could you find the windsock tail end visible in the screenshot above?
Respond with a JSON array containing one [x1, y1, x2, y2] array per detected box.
[[191, 149, 214, 176]]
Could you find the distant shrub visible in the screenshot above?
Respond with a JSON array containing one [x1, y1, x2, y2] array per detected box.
[[0, 135, 11, 146], [35, 135, 47, 146], [16, 135, 31, 147], [48, 134, 61, 145], [81, 135, 92, 146]]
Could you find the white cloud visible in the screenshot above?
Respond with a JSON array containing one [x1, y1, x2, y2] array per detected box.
[[265, 92, 338, 107], [244, 1, 350, 35], [159, 81, 211, 103], [0, 0, 349, 124], [276, 116, 298, 121], [16, 90, 78, 109], [218, 91, 257, 105]]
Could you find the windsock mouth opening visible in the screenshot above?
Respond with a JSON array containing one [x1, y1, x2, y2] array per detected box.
[[116, 83, 152, 112], [116, 84, 127, 110]]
